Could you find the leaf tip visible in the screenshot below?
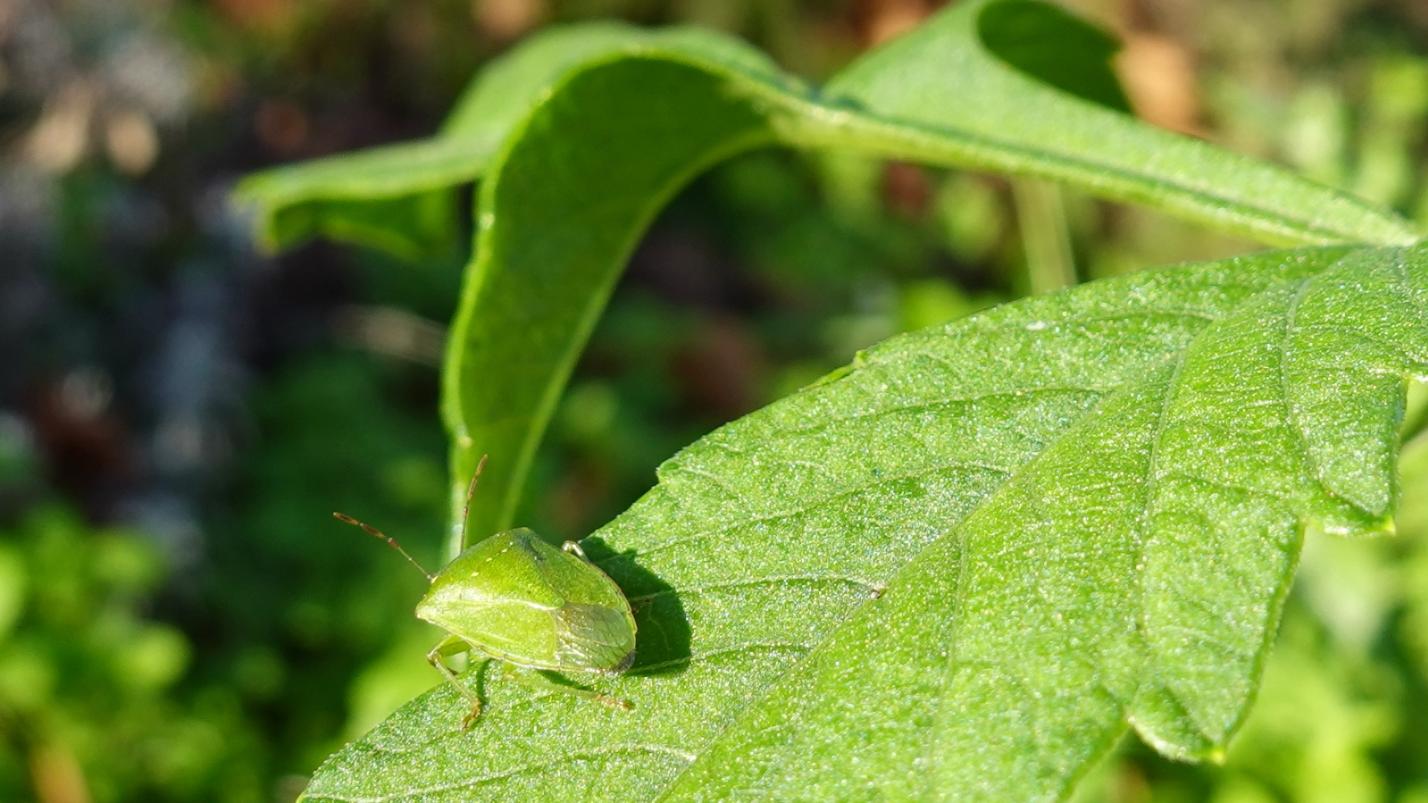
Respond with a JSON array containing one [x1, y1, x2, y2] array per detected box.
[[227, 186, 282, 255]]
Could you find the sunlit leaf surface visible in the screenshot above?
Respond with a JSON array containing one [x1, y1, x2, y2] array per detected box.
[[304, 244, 1428, 800]]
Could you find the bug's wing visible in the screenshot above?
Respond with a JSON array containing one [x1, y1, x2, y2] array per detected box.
[[555, 602, 637, 672], [422, 597, 563, 666]]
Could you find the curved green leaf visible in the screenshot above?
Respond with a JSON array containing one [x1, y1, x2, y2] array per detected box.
[[233, 21, 797, 258], [814, 0, 1420, 248], [233, 138, 478, 259], [442, 0, 1417, 551], [440, 40, 792, 552], [233, 23, 652, 257], [304, 242, 1428, 800]]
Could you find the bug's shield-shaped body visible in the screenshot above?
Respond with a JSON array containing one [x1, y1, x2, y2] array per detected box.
[[416, 528, 637, 673]]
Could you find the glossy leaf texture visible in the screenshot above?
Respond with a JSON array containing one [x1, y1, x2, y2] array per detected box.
[[438, 0, 1418, 551], [301, 243, 1428, 801]]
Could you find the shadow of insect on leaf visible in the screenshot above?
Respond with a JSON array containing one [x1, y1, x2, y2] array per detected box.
[[581, 537, 692, 677]]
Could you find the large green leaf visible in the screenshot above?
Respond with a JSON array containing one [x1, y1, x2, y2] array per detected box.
[[302, 242, 1428, 800], [247, 3, 1427, 797], [441, 0, 1417, 552]]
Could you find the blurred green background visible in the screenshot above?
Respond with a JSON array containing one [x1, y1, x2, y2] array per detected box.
[[2, 0, 1428, 800]]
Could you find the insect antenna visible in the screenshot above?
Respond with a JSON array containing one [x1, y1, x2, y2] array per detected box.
[[457, 453, 490, 547], [333, 512, 434, 581]]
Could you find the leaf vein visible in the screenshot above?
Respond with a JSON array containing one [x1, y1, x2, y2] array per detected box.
[[600, 459, 1011, 564]]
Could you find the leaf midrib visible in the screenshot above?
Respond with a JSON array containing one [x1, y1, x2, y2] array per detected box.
[[783, 101, 1408, 247], [648, 35, 1411, 247]]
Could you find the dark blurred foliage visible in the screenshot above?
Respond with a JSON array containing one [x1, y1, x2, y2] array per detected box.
[[2, 0, 1428, 800]]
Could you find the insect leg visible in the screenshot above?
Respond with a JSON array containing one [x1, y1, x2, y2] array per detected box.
[[427, 635, 485, 729], [560, 540, 588, 560], [500, 664, 632, 712]]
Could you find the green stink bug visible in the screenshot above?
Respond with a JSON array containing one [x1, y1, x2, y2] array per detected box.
[[334, 456, 636, 728]]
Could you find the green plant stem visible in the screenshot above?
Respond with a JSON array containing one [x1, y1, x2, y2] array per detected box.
[[1012, 178, 1077, 293]]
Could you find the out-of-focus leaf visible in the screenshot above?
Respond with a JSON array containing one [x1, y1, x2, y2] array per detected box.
[[0, 545, 24, 640], [234, 23, 651, 257], [1397, 431, 1428, 681]]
